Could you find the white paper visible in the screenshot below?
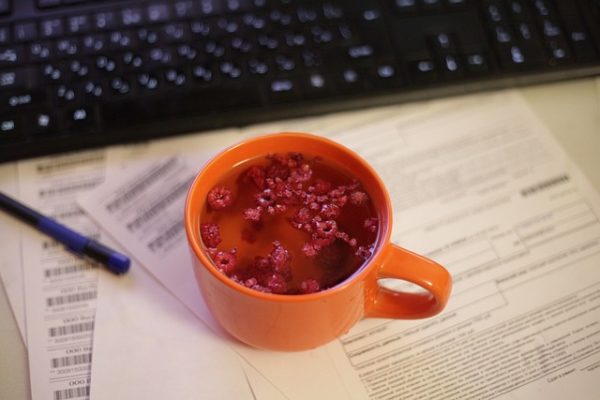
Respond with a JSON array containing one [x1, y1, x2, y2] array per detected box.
[[81, 90, 600, 400], [89, 256, 253, 399], [324, 91, 600, 399], [0, 162, 26, 343], [16, 150, 110, 400]]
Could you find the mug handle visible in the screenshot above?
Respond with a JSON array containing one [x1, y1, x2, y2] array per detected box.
[[364, 243, 452, 319]]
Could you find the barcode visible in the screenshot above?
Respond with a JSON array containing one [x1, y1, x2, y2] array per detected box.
[[126, 175, 194, 231], [46, 291, 97, 307], [106, 157, 178, 212], [39, 179, 101, 198], [50, 353, 92, 368], [147, 219, 184, 252], [53, 386, 90, 400], [49, 321, 94, 337], [44, 264, 91, 278], [36, 151, 104, 173]]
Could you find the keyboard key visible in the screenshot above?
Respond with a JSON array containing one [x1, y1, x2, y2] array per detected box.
[[94, 10, 118, 30], [0, 46, 24, 67], [14, 22, 37, 42], [368, 63, 404, 88], [0, 25, 9, 44], [0, 70, 23, 90], [67, 14, 91, 34], [147, 3, 171, 23], [0, 115, 22, 138], [407, 58, 437, 83], [65, 105, 95, 132], [393, 0, 418, 14], [2, 89, 45, 110], [465, 52, 489, 75], [121, 7, 144, 27], [82, 34, 107, 54], [29, 41, 54, 61], [52, 84, 79, 105], [173, 1, 197, 18], [28, 110, 59, 135], [267, 77, 300, 103], [40, 18, 64, 39], [302, 72, 334, 98], [55, 38, 79, 57]]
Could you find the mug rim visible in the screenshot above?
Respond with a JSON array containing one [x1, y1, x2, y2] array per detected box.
[[184, 132, 394, 302]]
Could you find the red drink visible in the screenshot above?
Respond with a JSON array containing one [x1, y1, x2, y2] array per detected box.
[[200, 152, 378, 295]]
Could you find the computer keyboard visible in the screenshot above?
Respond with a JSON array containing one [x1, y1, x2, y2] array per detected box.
[[0, 0, 599, 162]]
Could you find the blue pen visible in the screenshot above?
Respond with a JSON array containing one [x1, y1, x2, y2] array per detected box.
[[0, 191, 130, 275]]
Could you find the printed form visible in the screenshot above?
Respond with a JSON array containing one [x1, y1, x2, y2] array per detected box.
[[82, 91, 600, 399], [326, 92, 600, 399]]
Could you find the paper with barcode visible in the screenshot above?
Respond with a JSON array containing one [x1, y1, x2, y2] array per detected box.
[[16, 150, 110, 400]]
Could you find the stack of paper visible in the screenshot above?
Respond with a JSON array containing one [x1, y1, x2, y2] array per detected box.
[[1, 90, 599, 400]]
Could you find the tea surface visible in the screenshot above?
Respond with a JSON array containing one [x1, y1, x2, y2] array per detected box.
[[200, 152, 378, 294]]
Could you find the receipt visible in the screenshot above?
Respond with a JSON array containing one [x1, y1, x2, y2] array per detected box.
[[16, 150, 112, 400]]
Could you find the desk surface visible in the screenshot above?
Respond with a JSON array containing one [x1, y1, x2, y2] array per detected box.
[[1, 77, 599, 400]]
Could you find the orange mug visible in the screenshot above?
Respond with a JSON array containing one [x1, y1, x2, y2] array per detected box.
[[185, 132, 452, 351]]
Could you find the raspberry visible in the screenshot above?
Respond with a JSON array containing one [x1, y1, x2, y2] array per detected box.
[[243, 165, 266, 189], [243, 207, 262, 222], [312, 220, 338, 247], [363, 217, 378, 233], [255, 189, 275, 208], [302, 242, 320, 257], [350, 191, 369, 206], [270, 241, 292, 278], [200, 223, 222, 248], [313, 179, 331, 195], [207, 186, 233, 210], [265, 273, 287, 294], [355, 246, 372, 259], [315, 240, 348, 270], [300, 279, 320, 294], [319, 203, 340, 219], [289, 163, 312, 183], [213, 249, 237, 275]]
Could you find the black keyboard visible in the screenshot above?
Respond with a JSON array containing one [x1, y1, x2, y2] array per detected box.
[[1, 0, 599, 162]]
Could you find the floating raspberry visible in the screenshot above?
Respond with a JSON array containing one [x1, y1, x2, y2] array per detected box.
[[302, 242, 320, 257], [243, 165, 266, 189], [363, 217, 378, 233], [243, 207, 262, 222], [312, 219, 338, 247], [256, 188, 276, 208], [270, 241, 292, 278], [207, 186, 233, 210], [300, 279, 320, 294], [319, 203, 340, 219], [350, 191, 369, 206], [289, 163, 312, 184], [313, 179, 331, 195], [355, 246, 372, 259], [213, 249, 237, 275], [316, 240, 348, 270], [265, 273, 287, 294], [200, 223, 222, 248]]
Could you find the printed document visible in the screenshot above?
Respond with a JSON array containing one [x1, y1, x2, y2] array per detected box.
[[16, 150, 107, 400], [82, 90, 600, 399]]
